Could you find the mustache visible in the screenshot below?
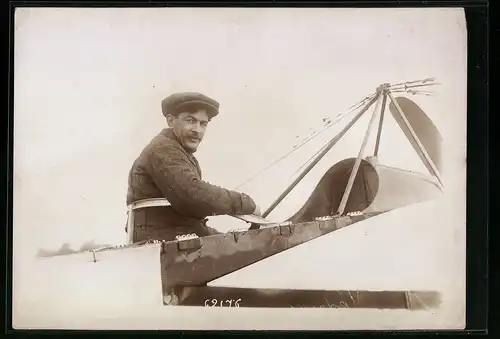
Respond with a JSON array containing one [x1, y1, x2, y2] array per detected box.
[[186, 133, 201, 140]]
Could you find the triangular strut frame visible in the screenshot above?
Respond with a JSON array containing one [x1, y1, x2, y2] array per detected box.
[[254, 80, 443, 227]]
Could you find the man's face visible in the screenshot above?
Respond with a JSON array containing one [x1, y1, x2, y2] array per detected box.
[[167, 109, 210, 153]]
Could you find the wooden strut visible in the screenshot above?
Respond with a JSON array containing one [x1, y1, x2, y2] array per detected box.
[[374, 92, 388, 156], [255, 81, 443, 223], [258, 94, 380, 222], [166, 286, 441, 310], [336, 86, 386, 216]]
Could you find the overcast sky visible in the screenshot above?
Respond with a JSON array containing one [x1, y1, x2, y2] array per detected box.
[[14, 7, 466, 253]]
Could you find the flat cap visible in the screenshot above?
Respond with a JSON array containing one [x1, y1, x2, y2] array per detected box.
[[161, 92, 220, 119]]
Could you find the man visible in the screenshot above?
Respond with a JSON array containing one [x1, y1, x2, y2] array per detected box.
[[126, 92, 261, 243]]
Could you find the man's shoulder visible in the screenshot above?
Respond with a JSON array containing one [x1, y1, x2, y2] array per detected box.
[[142, 131, 184, 157]]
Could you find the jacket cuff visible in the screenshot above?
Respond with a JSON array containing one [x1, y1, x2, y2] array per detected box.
[[239, 193, 257, 215]]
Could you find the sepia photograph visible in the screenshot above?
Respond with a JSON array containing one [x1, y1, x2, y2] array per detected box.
[[12, 7, 467, 331]]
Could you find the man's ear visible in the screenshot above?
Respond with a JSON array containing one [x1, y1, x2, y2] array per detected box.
[[165, 114, 174, 127]]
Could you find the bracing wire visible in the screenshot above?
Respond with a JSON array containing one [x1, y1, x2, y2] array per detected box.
[[286, 98, 379, 180], [391, 89, 436, 96], [388, 82, 441, 91], [287, 136, 332, 180], [287, 80, 439, 182], [232, 92, 377, 190], [388, 77, 435, 88], [233, 77, 438, 191]]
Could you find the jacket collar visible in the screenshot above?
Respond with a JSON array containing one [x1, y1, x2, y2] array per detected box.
[[162, 128, 178, 141], [161, 128, 198, 156], [161, 128, 202, 175], [161, 128, 186, 149]]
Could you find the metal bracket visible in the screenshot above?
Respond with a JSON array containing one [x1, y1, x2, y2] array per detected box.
[[228, 229, 247, 243], [176, 234, 202, 251], [346, 211, 365, 223], [279, 225, 292, 236]]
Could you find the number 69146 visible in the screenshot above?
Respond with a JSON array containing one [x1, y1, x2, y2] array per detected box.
[[204, 298, 241, 307]]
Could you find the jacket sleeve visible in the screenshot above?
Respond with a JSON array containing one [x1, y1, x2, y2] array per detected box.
[[147, 145, 257, 218]]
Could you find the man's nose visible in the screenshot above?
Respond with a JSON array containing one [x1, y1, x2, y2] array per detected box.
[[191, 122, 203, 134]]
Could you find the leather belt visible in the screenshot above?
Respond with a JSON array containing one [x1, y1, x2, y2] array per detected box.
[[126, 198, 172, 244]]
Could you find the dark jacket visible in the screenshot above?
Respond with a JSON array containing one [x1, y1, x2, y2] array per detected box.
[[126, 128, 256, 241]]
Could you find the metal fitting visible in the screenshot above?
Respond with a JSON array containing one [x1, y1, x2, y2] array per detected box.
[[176, 234, 202, 251]]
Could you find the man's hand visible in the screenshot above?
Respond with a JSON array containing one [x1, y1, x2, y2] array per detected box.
[[253, 204, 263, 216]]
